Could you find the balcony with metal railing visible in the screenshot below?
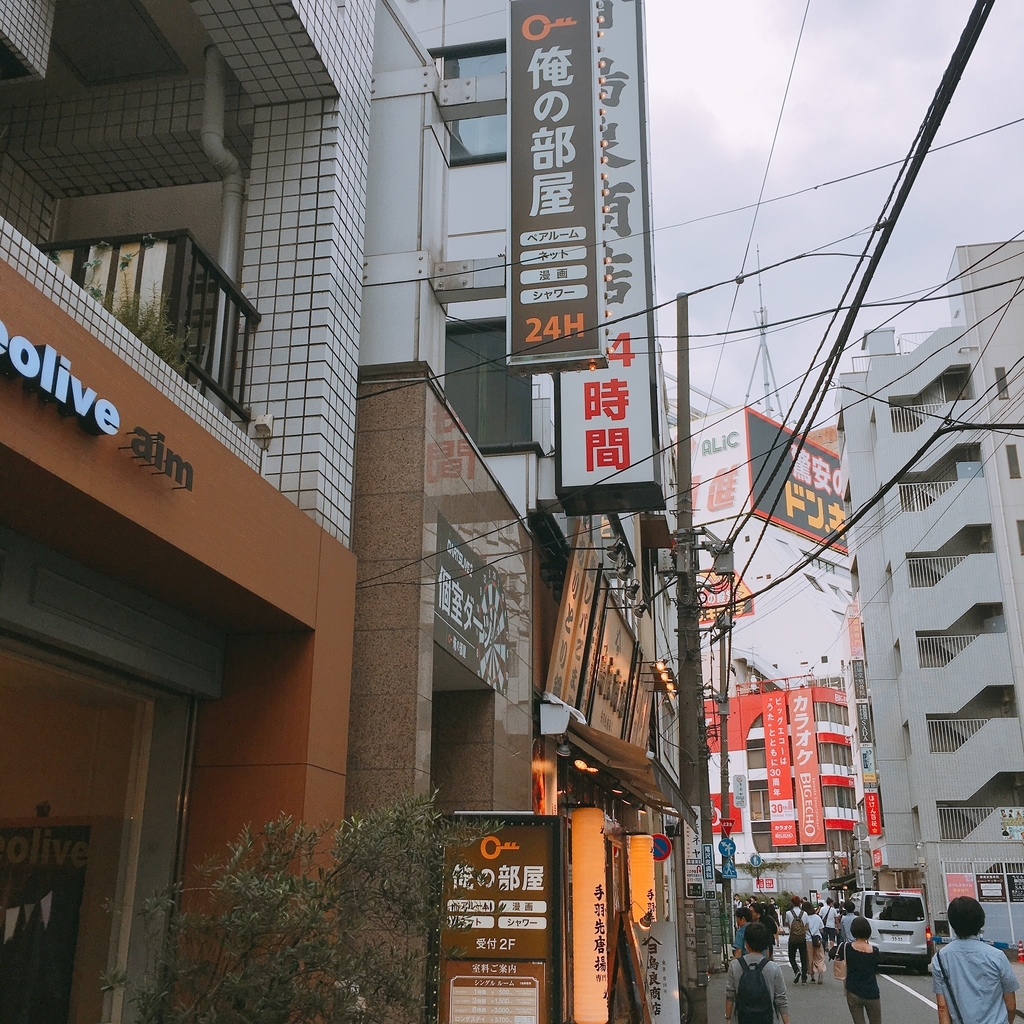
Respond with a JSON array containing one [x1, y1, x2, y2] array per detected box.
[[46, 230, 259, 422], [927, 717, 989, 752], [917, 633, 978, 668], [937, 805, 995, 841], [890, 403, 945, 433], [907, 554, 967, 588], [898, 480, 957, 512]]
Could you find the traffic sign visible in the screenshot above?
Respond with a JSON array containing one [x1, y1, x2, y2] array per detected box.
[[718, 838, 736, 858], [720, 817, 735, 837], [722, 858, 738, 879], [749, 853, 763, 868], [652, 833, 672, 862]]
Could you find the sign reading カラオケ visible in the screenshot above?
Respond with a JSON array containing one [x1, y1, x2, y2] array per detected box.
[[554, 0, 664, 514], [509, 0, 603, 372]]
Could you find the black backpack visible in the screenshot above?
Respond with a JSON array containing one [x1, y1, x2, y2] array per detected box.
[[736, 957, 774, 1024]]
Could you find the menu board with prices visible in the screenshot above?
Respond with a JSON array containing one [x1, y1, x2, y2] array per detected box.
[[444, 962, 546, 1024]]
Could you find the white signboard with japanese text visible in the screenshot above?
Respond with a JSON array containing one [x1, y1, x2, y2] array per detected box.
[[556, 0, 664, 514], [640, 923, 680, 1024]]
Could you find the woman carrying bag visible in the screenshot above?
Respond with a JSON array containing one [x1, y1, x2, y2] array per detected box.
[[835, 916, 882, 1024]]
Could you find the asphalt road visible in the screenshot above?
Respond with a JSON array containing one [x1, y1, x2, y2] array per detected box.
[[706, 960, 940, 1023]]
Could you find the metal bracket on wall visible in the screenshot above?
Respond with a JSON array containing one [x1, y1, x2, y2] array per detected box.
[[432, 258, 505, 302], [437, 73, 506, 121], [370, 66, 439, 100], [362, 250, 432, 287]]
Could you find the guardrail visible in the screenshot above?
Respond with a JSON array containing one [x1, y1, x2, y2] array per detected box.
[[937, 805, 995, 841], [907, 554, 967, 588], [898, 480, 956, 512], [917, 634, 978, 668], [927, 717, 989, 752]]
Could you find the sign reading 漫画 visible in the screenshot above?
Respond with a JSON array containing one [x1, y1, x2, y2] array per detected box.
[[435, 515, 510, 694], [555, 0, 664, 514], [441, 819, 562, 1024], [509, 0, 603, 372]]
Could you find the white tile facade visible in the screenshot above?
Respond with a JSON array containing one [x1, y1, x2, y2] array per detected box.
[[0, 0, 55, 79]]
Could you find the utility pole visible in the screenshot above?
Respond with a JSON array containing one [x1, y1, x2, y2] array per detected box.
[[675, 293, 711, 1024], [718, 629, 732, 937]]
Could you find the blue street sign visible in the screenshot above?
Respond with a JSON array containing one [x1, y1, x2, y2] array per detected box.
[[750, 853, 763, 868], [718, 838, 736, 858], [722, 858, 738, 879], [702, 844, 715, 882]]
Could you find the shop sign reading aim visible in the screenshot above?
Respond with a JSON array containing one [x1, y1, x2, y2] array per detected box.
[[0, 317, 120, 436]]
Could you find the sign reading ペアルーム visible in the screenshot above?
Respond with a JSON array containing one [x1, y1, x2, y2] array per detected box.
[[509, 0, 603, 372], [0, 316, 120, 436]]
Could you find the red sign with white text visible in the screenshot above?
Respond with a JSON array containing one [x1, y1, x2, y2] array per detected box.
[[710, 794, 743, 834], [872, 847, 883, 869], [788, 690, 825, 845], [864, 791, 883, 836], [762, 692, 797, 847]]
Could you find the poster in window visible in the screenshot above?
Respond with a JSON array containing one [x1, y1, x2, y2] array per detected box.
[[0, 824, 90, 1024]]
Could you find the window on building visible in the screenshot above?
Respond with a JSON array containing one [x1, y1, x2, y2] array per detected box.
[[449, 114, 507, 166], [746, 744, 766, 770], [814, 701, 850, 727], [996, 366, 1010, 399], [822, 785, 856, 809], [1009, 444, 1021, 479], [804, 573, 824, 591], [442, 45, 506, 80], [818, 742, 852, 767], [445, 319, 532, 448], [749, 788, 771, 821]]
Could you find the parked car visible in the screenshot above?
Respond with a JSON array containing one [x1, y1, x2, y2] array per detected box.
[[851, 890, 932, 972]]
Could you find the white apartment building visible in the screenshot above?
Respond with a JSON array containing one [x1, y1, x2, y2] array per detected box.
[[838, 242, 1024, 942]]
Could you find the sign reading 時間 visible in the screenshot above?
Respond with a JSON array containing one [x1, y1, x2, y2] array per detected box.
[[509, 0, 603, 372], [441, 820, 561, 1024]]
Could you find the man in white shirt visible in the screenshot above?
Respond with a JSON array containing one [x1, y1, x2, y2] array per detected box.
[[820, 898, 839, 950], [805, 905, 826, 984]]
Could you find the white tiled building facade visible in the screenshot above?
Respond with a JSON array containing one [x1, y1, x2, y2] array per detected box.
[[839, 244, 1024, 938]]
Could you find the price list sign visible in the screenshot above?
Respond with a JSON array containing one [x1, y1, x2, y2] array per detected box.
[[441, 819, 562, 1024]]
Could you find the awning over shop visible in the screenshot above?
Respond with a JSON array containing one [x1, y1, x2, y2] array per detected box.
[[568, 721, 697, 829]]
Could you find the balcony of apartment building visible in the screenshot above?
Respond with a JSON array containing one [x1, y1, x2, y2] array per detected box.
[[886, 364, 973, 435], [933, 772, 1024, 843], [915, 602, 1008, 670]]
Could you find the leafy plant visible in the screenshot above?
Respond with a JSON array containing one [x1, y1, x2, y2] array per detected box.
[[105, 795, 485, 1024], [105, 290, 189, 373]]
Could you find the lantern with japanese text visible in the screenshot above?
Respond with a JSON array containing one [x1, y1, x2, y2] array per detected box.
[[571, 807, 608, 1024], [628, 834, 657, 924]]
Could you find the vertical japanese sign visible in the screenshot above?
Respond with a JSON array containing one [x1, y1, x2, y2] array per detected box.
[[788, 690, 825, 845], [509, 0, 603, 371], [851, 660, 867, 701], [683, 818, 703, 897], [745, 408, 847, 553], [588, 600, 636, 738], [690, 407, 751, 526], [762, 692, 797, 847], [556, 0, 664, 514], [441, 819, 561, 1024], [864, 791, 882, 836], [641, 923, 680, 1024], [435, 516, 510, 694]]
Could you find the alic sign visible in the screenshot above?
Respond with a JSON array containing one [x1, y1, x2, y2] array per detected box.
[[0, 317, 120, 436]]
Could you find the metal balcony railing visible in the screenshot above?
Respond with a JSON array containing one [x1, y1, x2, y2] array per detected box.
[[47, 230, 259, 422], [890, 403, 944, 433], [907, 555, 967, 588], [917, 634, 978, 668], [898, 480, 956, 512], [937, 805, 995, 841], [927, 718, 989, 752]]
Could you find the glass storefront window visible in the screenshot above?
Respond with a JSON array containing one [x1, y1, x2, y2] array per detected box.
[[0, 648, 151, 1024]]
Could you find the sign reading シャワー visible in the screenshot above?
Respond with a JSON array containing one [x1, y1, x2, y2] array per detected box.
[[435, 516, 510, 694], [508, 0, 603, 372], [555, 0, 664, 514]]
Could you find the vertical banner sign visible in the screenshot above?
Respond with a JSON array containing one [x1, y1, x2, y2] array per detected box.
[[852, 660, 867, 700], [556, 0, 665, 515], [509, 0, 603, 372], [762, 692, 797, 846], [683, 819, 703, 898], [864, 791, 883, 836], [788, 690, 825, 845], [571, 808, 608, 1024], [641, 923, 681, 1024]]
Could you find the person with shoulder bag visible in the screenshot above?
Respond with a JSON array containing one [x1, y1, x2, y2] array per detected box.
[[805, 904, 826, 983], [933, 896, 1018, 1024], [783, 896, 809, 984], [841, 916, 881, 1024], [725, 922, 790, 1024]]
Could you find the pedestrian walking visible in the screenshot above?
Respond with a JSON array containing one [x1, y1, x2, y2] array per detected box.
[[821, 897, 839, 949], [784, 896, 809, 984], [752, 902, 779, 961], [837, 915, 882, 1024], [932, 896, 1018, 1024], [840, 900, 857, 943], [734, 907, 752, 959], [725, 922, 790, 1024], [805, 903, 826, 983]]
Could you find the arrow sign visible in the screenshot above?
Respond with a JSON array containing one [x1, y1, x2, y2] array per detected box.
[[749, 853, 763, 868], [718, 838, 736, 858], [722, 858, 738, 879]]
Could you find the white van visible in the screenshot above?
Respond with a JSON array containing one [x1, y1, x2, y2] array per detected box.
[[851, 890, 932, 972]]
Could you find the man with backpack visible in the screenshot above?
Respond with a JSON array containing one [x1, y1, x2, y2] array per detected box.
[[725, 921, 790, 1023], [784, 895, 810, 984]]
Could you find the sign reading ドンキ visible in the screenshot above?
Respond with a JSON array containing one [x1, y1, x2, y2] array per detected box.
[[441, 819, 562, 1024], [508, 0, 604, 372], [435, 516, 510, 694]]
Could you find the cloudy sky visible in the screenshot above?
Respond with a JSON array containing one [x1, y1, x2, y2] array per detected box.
[[644, 0, 1024, 424]]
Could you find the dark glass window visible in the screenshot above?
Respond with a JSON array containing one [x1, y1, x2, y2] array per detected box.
[[444, 51, 506, 79], [996, 366, 1010, 399], [1009, 444, 1021, 479], [445, 319, 531, 448], [450, 114, 507, 166]]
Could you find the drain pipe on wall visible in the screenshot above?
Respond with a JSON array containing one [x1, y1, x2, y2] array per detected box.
[[202, 46, 244, 281]]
